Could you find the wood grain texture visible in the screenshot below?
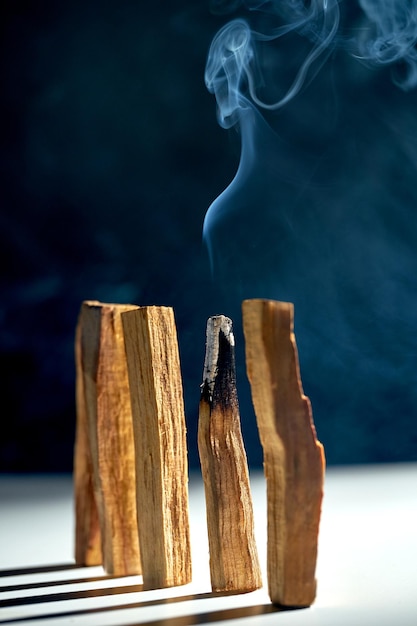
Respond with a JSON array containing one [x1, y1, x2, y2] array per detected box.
[[122, 306, 191, 589], [242, 299, 325, 607], [74, 320, 102, 566], [76, 301, 141, 576], [198, 315, 262, 593]]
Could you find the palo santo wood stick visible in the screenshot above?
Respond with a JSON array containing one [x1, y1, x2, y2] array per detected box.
[[74, 320, 102, 566], [198, 315, 262, 593], [122, 306, 191, 589], [242, 299, 325, 607], [75, 301, 141, 576]]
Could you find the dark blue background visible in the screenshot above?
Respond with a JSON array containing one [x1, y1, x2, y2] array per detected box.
[[1, 1, 417, 471]]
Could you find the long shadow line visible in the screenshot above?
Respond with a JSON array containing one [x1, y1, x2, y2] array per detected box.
[[0, 565, 80, 579], [0, 574, 130, 594], [0, 583, 144, 608], [136, 604, 296, 626], [0, 590, 213, 623], [0, 590, 290, 624]]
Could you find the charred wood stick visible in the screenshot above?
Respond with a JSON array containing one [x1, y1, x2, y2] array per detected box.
[[75, 301, 141, 576], [242, 299, 325, 607], [198, 315, 262, 593], [122, 306, 192, 589]]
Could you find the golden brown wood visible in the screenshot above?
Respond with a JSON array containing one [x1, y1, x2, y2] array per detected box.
[[122, 306, 191, 589], [74, 320, 102, 566], [198, 315, 262, 593], [242, 299, 325, 607], [76, 300, 141, 576]]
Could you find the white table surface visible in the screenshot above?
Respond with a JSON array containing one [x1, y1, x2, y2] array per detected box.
[[0, 464, 416, 625]]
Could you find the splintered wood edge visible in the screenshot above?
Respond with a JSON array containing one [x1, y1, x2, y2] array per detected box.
[[242, 298, 325, 608]]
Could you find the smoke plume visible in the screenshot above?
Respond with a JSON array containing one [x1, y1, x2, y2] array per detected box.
[[203, 0, 417, 464]]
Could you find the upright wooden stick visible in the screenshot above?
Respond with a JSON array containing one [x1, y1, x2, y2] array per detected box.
[[242, 299, 325, 607], [122, 306, 192, 589], [75, 301, 141, 576], [198, 315, 262, 593], [74, 321, 102, 567]]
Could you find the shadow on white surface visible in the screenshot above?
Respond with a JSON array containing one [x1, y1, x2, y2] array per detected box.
[[0, 466, 416, 625]]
